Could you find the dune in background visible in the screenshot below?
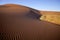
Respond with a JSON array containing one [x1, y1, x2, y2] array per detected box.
[[40, 11, 60, 25]]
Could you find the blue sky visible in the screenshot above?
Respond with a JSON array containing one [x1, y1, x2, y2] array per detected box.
[[0, 0, 60, 11]]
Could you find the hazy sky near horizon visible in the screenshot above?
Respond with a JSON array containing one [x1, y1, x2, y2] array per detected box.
[[0, 0, 60, 11]]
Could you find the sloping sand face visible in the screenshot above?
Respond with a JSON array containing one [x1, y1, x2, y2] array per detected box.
[[0, 4, 41, 20], [0, 4, 60, 40]]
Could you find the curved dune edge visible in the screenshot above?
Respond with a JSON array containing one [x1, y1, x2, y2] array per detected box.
[[0, 4, 60, 25], [0, 4, 60, 40]]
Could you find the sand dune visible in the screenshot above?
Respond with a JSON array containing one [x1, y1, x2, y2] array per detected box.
[[0, 4, 60, 40], [40, 11, 60, 15]]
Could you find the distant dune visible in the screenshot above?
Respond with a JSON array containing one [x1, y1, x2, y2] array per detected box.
[[40, 11, 60, 15], [40, 11, 60, 25]]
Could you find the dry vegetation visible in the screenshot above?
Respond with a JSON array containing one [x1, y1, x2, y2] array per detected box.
[[40, 11, 60, 25]]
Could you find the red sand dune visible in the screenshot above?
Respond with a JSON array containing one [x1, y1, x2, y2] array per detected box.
[[0, 4, 60, 40]]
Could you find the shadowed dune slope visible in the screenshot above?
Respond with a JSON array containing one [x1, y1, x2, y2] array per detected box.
[[0, 4, 60, 40]]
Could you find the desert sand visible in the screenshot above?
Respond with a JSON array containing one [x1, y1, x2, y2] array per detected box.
[[0, 4, 60, 40]]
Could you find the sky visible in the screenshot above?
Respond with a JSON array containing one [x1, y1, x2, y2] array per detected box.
[[0, 0, 60, 11]]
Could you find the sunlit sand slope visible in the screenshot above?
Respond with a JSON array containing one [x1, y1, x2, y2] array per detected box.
[[40, 11, 60, 25]]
